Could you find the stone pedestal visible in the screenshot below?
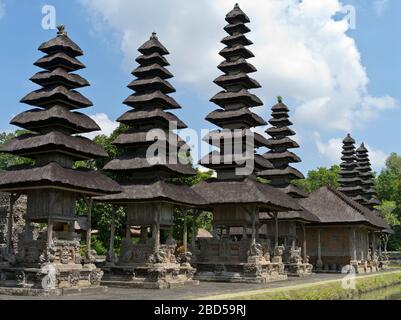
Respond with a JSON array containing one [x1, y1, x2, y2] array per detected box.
[[283, 246, 313, 277], [101, 240, 198, 289], [194, 239, 287, 283], [0, 234, 106, 296]]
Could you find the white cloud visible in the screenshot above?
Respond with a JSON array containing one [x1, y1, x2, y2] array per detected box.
[[0, 1, 5, 19], [79, 0, 397, 133], [374, 0, 390, 16], [314, 132, 388, 170], [83, 113, 118, 139]]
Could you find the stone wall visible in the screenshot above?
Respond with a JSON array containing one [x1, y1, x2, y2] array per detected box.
[[0, 192, 28, 254]]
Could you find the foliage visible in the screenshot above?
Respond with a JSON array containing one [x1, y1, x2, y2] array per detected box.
[[294, 165, 340, 193], [376, 153, 401, 250], [0, 130, 34, 169]]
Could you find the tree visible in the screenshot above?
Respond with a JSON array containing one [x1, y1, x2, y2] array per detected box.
[[294, 165, 340, 193], [0, 130, 34, 169]]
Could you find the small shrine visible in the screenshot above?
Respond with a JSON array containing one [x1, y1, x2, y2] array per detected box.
[[192, 4, 301, 283], [0, 26, 120, 295], [95, 33, 202, 289]]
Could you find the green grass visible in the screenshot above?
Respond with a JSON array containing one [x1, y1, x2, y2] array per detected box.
[[202, 270, 401, 300]]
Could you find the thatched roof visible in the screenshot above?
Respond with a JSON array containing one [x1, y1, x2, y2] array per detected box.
[[138, 33, 169, 55], [31, 68, 89, 89], [299, 186, 391, 231], [221, 33, 253, 46], [21, 86, 93, 109], [218, 58, 257, 74], [0, 162, 121, 195], [95, 179, 205, 206], [11, 106, 100, 134], [211, 89, 263, 108], [135, 52, 169, 66], [123, 91, 180, 110], [132, 63, 173, 79], [206, 107, 267, 128], [34, 52, 85, 71], [219, 45, 254, 60], [128, 76, 175, 93], [117, 109, 187, 129], [104, 156, 196, 176], [1, 131, 107, 160], [191, 178, 302, 212], [38, 33, 83, 57], [225, 3, 250, 24]]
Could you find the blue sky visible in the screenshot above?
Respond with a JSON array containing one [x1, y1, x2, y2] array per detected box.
[[0, 0, 400, 175]]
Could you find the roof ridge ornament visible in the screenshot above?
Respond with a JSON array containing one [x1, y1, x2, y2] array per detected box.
[[277, 96, 283, 103], [150, 32, 158, 40], [57, 24, 67, 36]]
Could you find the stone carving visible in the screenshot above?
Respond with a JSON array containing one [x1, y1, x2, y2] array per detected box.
[[68, 272, 80, 286], [89, 270, 103, 286], [15, 271, 26, 287], [272, 245, 284, 263]]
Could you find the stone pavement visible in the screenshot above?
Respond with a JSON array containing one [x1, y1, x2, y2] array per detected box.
[[0, 273, 346, 300]]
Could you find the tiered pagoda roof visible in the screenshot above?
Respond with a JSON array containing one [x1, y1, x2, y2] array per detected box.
[[96, 33, 202, 206], [337, 134, 363, 200], [258, 97, 307, 199], [356, 143, 380, 209], [193, 4, 300, 212], [0, 26, 120, 196]]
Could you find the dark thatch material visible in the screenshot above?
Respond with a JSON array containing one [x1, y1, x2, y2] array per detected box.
[[123, 91, 180, 109], [95, 180, 205, 206], [0, 162, 121, 195], [192, 178, 301, 211], [224, 22, 250, 35], [135, 52, 169, 66], [259, 205, 320, 223], [138, 34, 169, 55], [265, 137, 299, 149], [221, 33, 253, 46], [211, 89, 263, 108], [200, 151, 273, 171], [206, 107, 267, 128], [225, 3, 250, 24], [218, 58, 257, 74], [127, 77, 175, 93], [299, 186, 390, 231], [262, 151, 301, 163], [11, 106, 100, 134], [104, 156, 196, 176], [38, 33, 84, 57], [30, 68, 89, 89], [132, 63, 173, 79], [34, 52, 85, 71], [1, 131, 107, 159], [204, 129, 270, 148], [113, 130, 188, 149], [258, 167, 304, 180], [269, 117, 292, 126], [20, 86, 93, 109], [219, 45, 254, 60], [117, 109, 187, 129], [214, 73, 261, 90]]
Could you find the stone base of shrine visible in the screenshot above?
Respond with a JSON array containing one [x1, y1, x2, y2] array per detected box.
[[285, 263, 313, 277], [101, 263, 199, 289], [0, 263, 105, 296], [193, 262, 288, 283]]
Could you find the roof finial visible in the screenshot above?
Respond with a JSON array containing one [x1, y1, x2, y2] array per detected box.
[[234, 3, 240, 8], [277, 96, 283, 103], [57, 24, 67, 36], [150, 32, 158, 40]]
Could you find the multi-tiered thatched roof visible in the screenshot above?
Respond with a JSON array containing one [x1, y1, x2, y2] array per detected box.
[[0, 26, 120, 197]]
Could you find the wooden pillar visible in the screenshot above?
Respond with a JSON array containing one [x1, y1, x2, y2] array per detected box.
[[274, 212, 279, 247], [317, 228, 322, 266], [108, 205, 117, 262], [360, 230, 364, 260], [251, 208, 256, 245], [86, 197, 93, 254], [191, 210, 198, 249], [183, 211, 188, 254], [372, 232, 376, 256], [302, 223, 307, 263], [154, 205, 161, 253], [47, 220, 54, 248], [6, 195, 16, 256], [352, 229, 357, 261], [140, 226, 148, 243]]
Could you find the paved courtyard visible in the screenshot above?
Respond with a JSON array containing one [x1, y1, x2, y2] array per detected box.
[[0, 272, 347, 300]]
